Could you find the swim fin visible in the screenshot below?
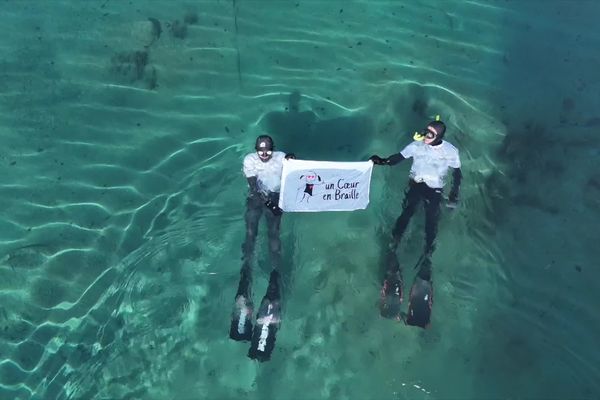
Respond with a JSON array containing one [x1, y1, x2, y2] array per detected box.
[[405, 277, 433, 328], [229, 262, 253, 341], [248, 270, 281, 362], [229, 294, 254, 341], [380, 251, 403, 320]]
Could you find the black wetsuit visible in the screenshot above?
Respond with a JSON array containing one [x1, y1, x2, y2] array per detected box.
[[392, 179, 443, 256], [241, 191, 282, 271], [234, 190, 283, 361], [383, 150, 462, 257]]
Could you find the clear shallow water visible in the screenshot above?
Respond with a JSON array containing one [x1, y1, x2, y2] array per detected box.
[[0, 0, 598, 399]]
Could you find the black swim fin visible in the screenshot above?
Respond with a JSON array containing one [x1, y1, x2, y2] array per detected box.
[[247, 296, 281, 361], [230, 263, 253, 341], [380, 250, 403, 320], [405, 277, 433, 328], [229, 294, 254, 341], [248, 270, 281, 362]]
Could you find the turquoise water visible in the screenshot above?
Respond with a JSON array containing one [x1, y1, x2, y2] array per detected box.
[[0, 0, 598, 399]]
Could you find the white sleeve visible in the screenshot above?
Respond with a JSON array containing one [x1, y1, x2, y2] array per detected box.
[[400, 142, 418, 158], [243, 155, 257, 177], [449, 148, 461, 169], [274, 151, 286, 163]]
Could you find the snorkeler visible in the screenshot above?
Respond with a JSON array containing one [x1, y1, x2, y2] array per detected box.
[[370, 117, 462, 327], [229, 135, 295, 361]]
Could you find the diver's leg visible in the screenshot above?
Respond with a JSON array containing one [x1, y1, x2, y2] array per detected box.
[[248, 268, 282, 361], [423, 187, 443, 259], [249, 192, 283, 361], [230, 257, 255, 341], [242, 196, 263, 264], [397, 185, 439, 328], [381, 181, 421, 319], [419, 187, 442, 281], [231, 197, 262, 342], [390, 180, 421, 250], [235, 259, 252, 298], [406, 188, 438, 327], [265, 204, 282, 271], [265, 268, 281, 302]]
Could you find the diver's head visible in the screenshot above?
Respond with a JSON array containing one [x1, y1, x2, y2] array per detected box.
[[255, 135, 274, 162], [423, 120, 446, 146]]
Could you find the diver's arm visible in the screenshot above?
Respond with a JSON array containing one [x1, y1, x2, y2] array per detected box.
[[369, 153, 406, 166], [246, 176, 263, 199], [387, 153, 406, 166], [448, 167, 462, 206], [264, 191, 283, 215]]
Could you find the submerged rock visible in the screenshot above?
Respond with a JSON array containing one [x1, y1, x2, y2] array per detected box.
[[183, 11, 198, 25], [110, 50, 149, 82], [129, 18, 161, 48], [110, 50, 158, 90], [148, 17, 162, 41], [170, 19, 188, 39]]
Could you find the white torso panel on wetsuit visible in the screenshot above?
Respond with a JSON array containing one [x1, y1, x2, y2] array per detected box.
[[243, 151, 286, 194], [400, 140, 460, 189]]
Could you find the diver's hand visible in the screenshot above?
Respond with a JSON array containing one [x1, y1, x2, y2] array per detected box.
[[285, 153, 296, 160], [446, 195, 459, 210], [369, 155, 388, 165], [248, 189, 267, 202], [265, 199, 283, 216]]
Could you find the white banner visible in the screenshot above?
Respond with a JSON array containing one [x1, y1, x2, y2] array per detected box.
[[278, 159, 373, 212]]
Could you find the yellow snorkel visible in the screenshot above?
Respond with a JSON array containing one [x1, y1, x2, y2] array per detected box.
[[413, 131, 426, 141], [413, 115, 441, 141]]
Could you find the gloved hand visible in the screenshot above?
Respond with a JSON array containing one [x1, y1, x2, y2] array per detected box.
[[285, 153, 296, 160], [265, 199, 283, 216], [369, 155, 388, 165], [248, 188, 259, 199], [446, 193, 459, 210], [248, 188, 262, 199], [248, 189, 268, 203]]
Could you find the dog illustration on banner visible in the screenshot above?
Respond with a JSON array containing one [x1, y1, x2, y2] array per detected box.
[[296, 171, 324, 203]]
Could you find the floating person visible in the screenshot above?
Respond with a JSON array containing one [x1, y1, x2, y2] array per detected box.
[[370, 117, 462, 327], [230, 135, 295, 361]]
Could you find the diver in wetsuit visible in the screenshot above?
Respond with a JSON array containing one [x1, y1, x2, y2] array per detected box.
[[370, 118, 462, 327], [230, 135, 295, 361]]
